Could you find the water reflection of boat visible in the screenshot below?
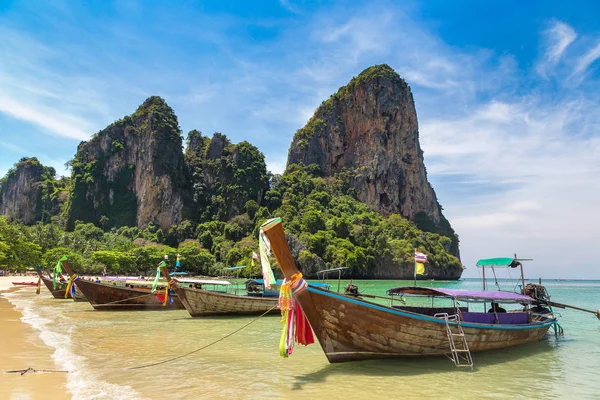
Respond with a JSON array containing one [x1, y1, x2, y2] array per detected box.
[[61, 260, 184, 311], [262, 219, 557, 365]]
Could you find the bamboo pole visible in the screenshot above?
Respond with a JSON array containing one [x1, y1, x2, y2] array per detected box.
[[547, 301, 600, 319]]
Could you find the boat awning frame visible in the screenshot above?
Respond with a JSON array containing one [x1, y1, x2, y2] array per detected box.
[[244, 279, 331, 289], [386, 287, 534, 304], [224, 266, 246, 271], [176, 278, 231, 286]]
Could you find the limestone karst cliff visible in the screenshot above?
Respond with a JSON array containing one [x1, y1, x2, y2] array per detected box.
[[66, 96, 186, 230], [287, 64, 459, 257], [0, 157, 65, 224]]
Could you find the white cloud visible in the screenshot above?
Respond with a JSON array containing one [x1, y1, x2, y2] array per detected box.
[[537, 20, 577, 78], [0, 95, 90, 140], [544, 21, 577, 62], [573, 42, 600, 76]]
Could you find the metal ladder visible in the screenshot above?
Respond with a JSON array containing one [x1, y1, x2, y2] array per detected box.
[[434, 313, 473, 369]]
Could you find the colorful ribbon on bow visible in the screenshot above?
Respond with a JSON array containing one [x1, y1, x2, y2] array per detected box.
[[64, 274, 77, 299], [152, 261, 167, 293], [259, 226, 277, 289], [162, 280, 171, 306], [36, 277, 41, 295], [278, 272, 314, 358], [53, 256, 67, 290]]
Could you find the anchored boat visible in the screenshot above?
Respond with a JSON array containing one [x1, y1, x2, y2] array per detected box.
[[261, 218, 559, 365], [34, 265, 86, 301], [60, 260, 184, 311], [161, 267, 331, 317]]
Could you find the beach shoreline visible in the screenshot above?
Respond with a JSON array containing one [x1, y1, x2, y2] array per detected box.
[[0, 277, 70, 400]]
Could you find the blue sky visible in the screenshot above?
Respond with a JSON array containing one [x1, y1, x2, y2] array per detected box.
[[1, 0, 600, 278]]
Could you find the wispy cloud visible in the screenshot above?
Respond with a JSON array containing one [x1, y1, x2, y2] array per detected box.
[[544, 21, 577, 63], [537, 20, 577, 79], [279, 0, 303, 15], [573, 42, 600, 75]]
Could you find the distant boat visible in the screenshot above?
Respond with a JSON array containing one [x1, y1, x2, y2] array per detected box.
[[60, 260, 184, 311], [12, 281, 37, 286], [261, 219, 557, 366]]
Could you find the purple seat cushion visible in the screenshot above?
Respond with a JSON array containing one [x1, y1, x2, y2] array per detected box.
[[461, 312, 496, 324], [461, 312, 529, 324], [497, 312, 529, 324]]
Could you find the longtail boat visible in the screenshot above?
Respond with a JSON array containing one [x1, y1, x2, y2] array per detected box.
[[161, 267, 276, 316], [261, 218, 559, 365], [12, 281, 37, 286], [61, 260, 184, 311], [34, 265, 84, 300], [161, 267, 331, 317]]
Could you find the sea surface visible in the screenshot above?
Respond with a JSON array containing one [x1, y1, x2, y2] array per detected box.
[[3, 278, 600, 400]]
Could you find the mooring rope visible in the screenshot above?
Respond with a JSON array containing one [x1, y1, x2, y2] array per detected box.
[[3, 304, 278, 375], [125, 304, 278, 370]]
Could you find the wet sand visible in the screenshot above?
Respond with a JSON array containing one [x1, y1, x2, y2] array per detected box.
[[0, 279, 70, 400]]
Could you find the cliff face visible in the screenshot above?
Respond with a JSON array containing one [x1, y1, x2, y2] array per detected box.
[[0, 158, 48, 224], [185, 131, 269, 221], [287, 64, 458, 256], [66, 96, 186, 230]]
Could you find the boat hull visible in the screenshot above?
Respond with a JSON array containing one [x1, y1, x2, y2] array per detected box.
[[40, 276, 72, 299], [302, 287, 554, 363], [73, 279, 184, 311], [173, 285, 279, 317]]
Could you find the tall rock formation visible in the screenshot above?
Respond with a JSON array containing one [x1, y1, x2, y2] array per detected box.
[[0, 157, 58, 224], [287, 64, 458, 255], [66, 96, 186, 230], [185, 131, 269, 221]]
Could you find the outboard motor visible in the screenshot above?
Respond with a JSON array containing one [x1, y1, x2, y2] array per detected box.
[[344, 283, 360, 296], [522, 283, 550, 302], [522, 283, 552, 314]]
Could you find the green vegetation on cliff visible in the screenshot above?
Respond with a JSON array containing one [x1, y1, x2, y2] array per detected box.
[[185, 131, 269, 222], [0, 88, 460, 279], [0, 163, 460, 279]]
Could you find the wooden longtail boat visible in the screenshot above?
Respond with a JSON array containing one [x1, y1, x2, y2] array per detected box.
[[34, 266, 83, 300], [61, 260, 184, 311], [38, 275, 88, 301], [161, 267, 279, 316], [12, 281, 37, 286], [261, 219, 557, 364]]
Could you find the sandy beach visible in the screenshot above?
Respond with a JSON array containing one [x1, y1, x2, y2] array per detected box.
[[0, 276, 70, 400]]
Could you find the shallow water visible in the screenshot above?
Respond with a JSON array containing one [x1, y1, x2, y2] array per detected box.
[[3, 279, 600, 399]]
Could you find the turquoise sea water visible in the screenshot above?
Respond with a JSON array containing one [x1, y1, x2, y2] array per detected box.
[[3, 278, 600, 399]]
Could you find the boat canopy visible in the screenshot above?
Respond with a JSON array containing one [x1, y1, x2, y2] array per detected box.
[[102, 276, 146, 281], [475, 258, 515, 267], [316, 267, 349, 275], [244, 279, 331, 289], [386, 287, 534, 304], [224, 266, 246, 271], [177, 278, 231, 286]]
